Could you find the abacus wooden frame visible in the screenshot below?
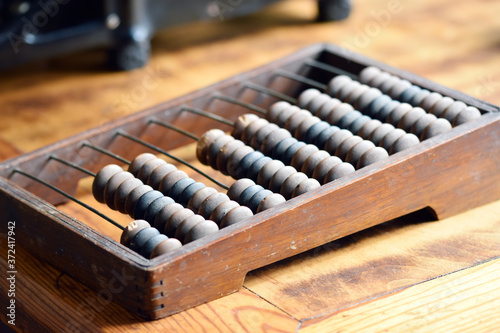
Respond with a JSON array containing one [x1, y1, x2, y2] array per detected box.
[[0, 43, 499, 320]]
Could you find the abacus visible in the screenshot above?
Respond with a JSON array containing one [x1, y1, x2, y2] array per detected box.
[[1, 43, 499, 320]]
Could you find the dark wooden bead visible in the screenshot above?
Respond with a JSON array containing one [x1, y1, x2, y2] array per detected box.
[[175, 215, 205, 243], [357, 147, 388, 169], [256, 193, 286, 212], [337, 110, 363, 130], [272, 137, 297, 161], [313, 125, 340, 149], [291, 178, 321, 198], [125, 184, 153, 216], [184, 220, 219, 243], [217, 140, 245, 175], [257, 160, 285, 188], [239, 184, 265, 207], [207, 135, 233, 170], [281, 172, 308, 199], [336, 136, 363, 160], [144, 196, 176, 224], [147, 163, 177, 189], [141, 234, 168, 258], [158, 170, 188, 195], [164, 207, 194, 237], [153, 202, 184, 232], [252, 123, 280, 151], [304, 121, 330, 144], [198, 193, 230, 219], [196, 129, 225, 165], [210, 200, 240, 225], [324, 163, 355, 183], [227, 178, 256, 202], [312, 156, 342, 182], [248, 156, 273, 181], [239, 150, 265, 178], [115, 178, 143, 214], [128, 153, 156, 176], [168, 177, 195, 202], [366, 94, 392, 118], [324, 129, 353, 155], [129, 227, 160, 252], [345, 140, 376, 167], [411, 113, 437, 137], [187, 187, 217, 214], [261, 128, 292, 156], [369, 123, 395, 146], [380, 129, 406, 152], [227, 145, 255, 179], [269, 166, 297, 193], [376, 100, 400, 122], [302, 150, 331, 177], [220, 206, 253, 228], [398, 85, 421, 104], [178, 182, 206, 207], [121, 220, 150, 247], [133, 190, 164, 220], [233, 114, 259, 139], [150, 238, 182, 258], [92, 164, 123, 203], [104, 171, 134, 210], [248, 189, 274, 213], [137, 158, 166, 183], [282, 141, 307, 165]]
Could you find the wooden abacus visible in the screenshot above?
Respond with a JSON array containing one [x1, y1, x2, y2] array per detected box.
[[1, 43, 499, 320]]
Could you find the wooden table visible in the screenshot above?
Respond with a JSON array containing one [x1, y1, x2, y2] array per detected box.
[[1, 0, 499, 331]]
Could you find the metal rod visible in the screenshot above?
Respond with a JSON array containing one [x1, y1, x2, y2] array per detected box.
[[243, 82, 297, 104], [211, 93, 267, 114], [304, 59, 357, 79], [180, 105, 234, 127], [80, 142, 131, 165], [49, 155, 96, 177], [148, 119, 200, 141], [116, 131, 229, 190], [274, 69, 327, 91], [13, 169, 125, 230]]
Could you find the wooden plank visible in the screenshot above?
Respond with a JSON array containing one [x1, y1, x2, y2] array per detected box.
[[299, 258, 500, 333]]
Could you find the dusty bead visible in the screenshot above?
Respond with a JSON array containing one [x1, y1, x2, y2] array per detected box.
[[272, 137, 297, 160], [133, 190, 164, 220], [308, 93, 332, 114], [285, 110, 313, 135], [410, 89, 431, 107], [295, 116, 321, 141], [210, 200, 240, 225], [178, 182, 206, 207], [324, 163, 355, 183], [129, 227, 160, 253], [207, 135, 234, 169], [411, 113, 437, 137], [324, 129, 353, 155], [431, 96, 455, 117], [419, 92, 443, 111], [239, 151, 266, 179], [379, 76, 401, 94], [257, 193, 286, 213], [338, 80, 361, 102], [196, 129, 225, 165], [128, 153, 156, 176], [269, 166, 297, 193], [252, 123, 280, 150], [302, 150, 331, 177], [398, 107, 426, 132], [312, 156, 342, 182], [358, 119, 383, 139], [376, 100, 400, 122], [147, 163, 177, 189], [346, 85, 371, 105], [121, 220, 150, 247], [257, 160, 285, 188], [227, 178, 256, 202], [104, 171, 134, 210], [317, 98, 342, 120], [138, 233, 164, 258], [421, 118, 452, 140], [282, 141, 307, 165], [175, 215, 206, 243], [291, 145, 319, 171], [188, 187, 218, 213], [233, 114, 259, 139], [366, 94, 392, 118], [238, 185, 265, 207], [268, 101, 292, 123], [281, 172, 308, 199], [369, 123, 396, 146], [349, 115, 371, 135], [168, 178, 195, 202], [144, 196, 175, 224], [158, 170, 188, 195], [247, 189, 274, 213], [150, 238, 183, 258], [184, 220, 219, 243], [380, 129, 406, 152], [241, 117, 269, 144], [398, 86, 421, 104], [345, 140, 376, 167], [92, 164, 123, 203], [220, 206, 253, 228], [337, 110, 363, 130], [198, 193, 230, 219], [261, 128, 292, 156], [227, 145, 255, 179], [153, 202, 184, 231], [453, 107, 481, 126], [304, 121, 331, 144], [441, 101, 467, 122], [357, 87, 383, 111], [336, 136, 363, 160], [328, 75, 352, 96], [291, 178, 321, 198], [277, 105, 300, 127], [297, 89, 321, 109], [386, 103, 413, 126], [248, 156, 273, 181], [390, 133, 420, 154], [115, 178, 143, 213], [125, 184, 153, 216], [326, 103, 354, 125], [369, 72, 392, 89], [358, 66, 381, 84], [164, 207, 195, 238], [389, 79, 412, 100], [217, 139, 245, 175], [357, 147, 388, 169], [137, 158, 166, 183]]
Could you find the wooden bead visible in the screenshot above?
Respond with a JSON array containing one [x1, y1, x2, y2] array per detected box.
[[210, 200, 240, 225], [291, 144, 319, 171], [410, 89, 431, 107], [398, 107, 426, 132], [421, 118, 452, 140], [128, 153, 156, 176], [389, 79, 412, 100], [308, 93, 332, 115], [420, 92, 443, 111], [168, 177, 195, 202], [248, 189, 274, 213], [137, 158, 166, 183], [133, 190, 164, 220], [358, 66, 381, 84], [268, 101, 292, 123], [431, 96, 454, 117], [198, 193, 230, 219], [239, 184, 264, 208], [380, 129, 406, 152], [297, 89, 321, 109], [390, 133, 420, 154], [358, 119, 382, 139], [144, 196, 175, 224], [281, 172, 308, 199], [346, 140, 376, 167], [324, 129, 353, 155], [227, 145, 254, 179], [295, 116, 321, 141], [241, 117, 269, 144], [92, 164, 123, 203], [411, 113, 437, 138], [357, 147, 388, 169], [141, 234, 169, 258], [115, 178, 143, 214], [164, 207, 194, 237], [337, 110, 363, 130], [324, 163, 355, 182], [216, 140, 245, 175], [302, 150, 331, 177], [366, 94, 392, 118], [269, 166, 297, 193], [187, 187, 217, 213], [349, 115, 371, 135], [346, 84, 371, 105], [453, 107, 481, 126], [357, 87, 383, 111], [369, 71, 392, 89], [150, 238, 182, 258], [175, 215, 206, 243], [379, 76, 400, 94], [239, 151, 265, 178], [233, 114, 259, 139], [255, 192, 285, 212], [312, 156, 342, 182], [338, 80, 361, 102], [304, 121, 330, 144], [277, 105, 300, 128], [153, 202, 184, 231], [282, 141, 307, 165], [326, 103, 354, 125], [196, 129, 225, 165], [125, 184, 153, 216], [227, 178, 256, 202], [317, 98, 341, 120], [369, 123, 395, 146], [441, 101, 467, 123], [285, 110, 313, 135], [272, 137, 297, 161], [257, 160, 285, 188], [178, 182, 206, 207], [220, 206, 253, 228], [121, 220, 150, 247], [327, 75, 352, 96], [158, 170, 188, 195], [252, 123, 280, 150], [129, 227, 160, 252], [398, 85, 421, 104], [104, 171, 134, 210], [376, 100, 400, 122], [313, 125, 340, 149], [336, 136, 363, 160], [184, 220, 219, 243], [261, 128, 291, 156], [291, 178, 321, 198], [207, 135, 233, 169], [147, 163, 177, 189], [386, 103, 412, 126], [248, 156, 273, 181]]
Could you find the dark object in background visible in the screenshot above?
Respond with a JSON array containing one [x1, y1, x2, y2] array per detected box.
[[0, 0, 351, 71]]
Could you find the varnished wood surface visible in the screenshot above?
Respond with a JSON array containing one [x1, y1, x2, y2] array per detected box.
[[1, 0, 499, 332]]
